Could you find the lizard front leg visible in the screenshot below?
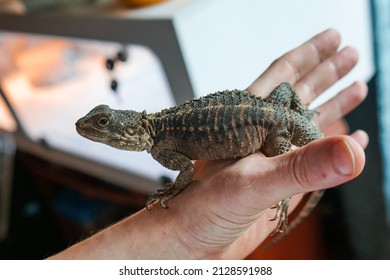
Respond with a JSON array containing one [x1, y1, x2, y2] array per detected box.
[[146, 148, 194, 209]]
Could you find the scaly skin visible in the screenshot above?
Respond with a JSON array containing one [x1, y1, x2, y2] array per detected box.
[[75, 82, 322, 235]]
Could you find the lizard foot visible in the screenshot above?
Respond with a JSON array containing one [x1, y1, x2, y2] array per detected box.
[[145, 192, 172, 210], [269, 198, 290, 236], [146, 183, 174, 210]]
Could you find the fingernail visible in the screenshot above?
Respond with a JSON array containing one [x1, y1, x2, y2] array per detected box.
[[331, 140, 355, 176]]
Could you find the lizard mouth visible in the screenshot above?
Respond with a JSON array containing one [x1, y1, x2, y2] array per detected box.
[[75, 124, 140, 150], [76, 129, 103, 143], [75, 121, 106, 142], [75, 120, 152, 151]]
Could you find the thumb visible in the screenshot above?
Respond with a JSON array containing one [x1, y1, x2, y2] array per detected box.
[[264, 135, 366, 203]]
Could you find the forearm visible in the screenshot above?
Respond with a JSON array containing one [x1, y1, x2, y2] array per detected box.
[[47, 207, 190, 260]]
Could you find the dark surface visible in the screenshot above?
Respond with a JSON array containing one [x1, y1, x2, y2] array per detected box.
[[340, 77, 390, 259], [0, 152, 65, 259], [0, 150, 146, 259]]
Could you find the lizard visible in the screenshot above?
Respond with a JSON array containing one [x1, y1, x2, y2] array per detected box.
[[75, 82, 323, 235]]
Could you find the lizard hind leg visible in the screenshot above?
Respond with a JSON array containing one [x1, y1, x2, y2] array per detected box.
[[269, 198, 290, 236], [262, 131, 293, 235], [266, 82, 313, 119]]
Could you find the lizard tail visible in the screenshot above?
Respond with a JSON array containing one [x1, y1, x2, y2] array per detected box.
[[263, 190, 325, 250]]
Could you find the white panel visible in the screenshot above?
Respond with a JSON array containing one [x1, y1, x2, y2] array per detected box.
[[174, 0, 374, 107], [1, 38, 177, 182]]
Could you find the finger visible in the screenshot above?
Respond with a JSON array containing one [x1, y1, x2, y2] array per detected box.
[[295, 47, 360, 103], [247, 28, 341, 97], [255, 135, 366, 206], [350, 130, 369, 149], [312, 81, 368, 130], [322, 119, 349, 136]]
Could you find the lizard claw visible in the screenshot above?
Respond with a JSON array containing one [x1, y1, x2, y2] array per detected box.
[[145, 193, 168, 210], [146, 183, 174, 210], [270, 198, 290, 236]]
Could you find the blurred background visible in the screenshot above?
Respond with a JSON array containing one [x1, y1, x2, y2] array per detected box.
[[0, 0, 387, 259]]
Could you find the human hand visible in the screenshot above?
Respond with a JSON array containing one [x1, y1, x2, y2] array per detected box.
[[158, 28, 368, 259], [49, 29, 368, 260]]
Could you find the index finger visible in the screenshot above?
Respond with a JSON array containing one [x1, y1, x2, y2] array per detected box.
[[247, 28, 341, 97]]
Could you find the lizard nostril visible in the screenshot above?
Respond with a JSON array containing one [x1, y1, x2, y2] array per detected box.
[[76, 120, 86, 127]]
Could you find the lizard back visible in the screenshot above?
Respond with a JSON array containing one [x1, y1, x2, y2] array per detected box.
[[148, 89, 319, 160]]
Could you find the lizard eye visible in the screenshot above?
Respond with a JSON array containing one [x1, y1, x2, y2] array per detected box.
[[96, 116, 110, 128]]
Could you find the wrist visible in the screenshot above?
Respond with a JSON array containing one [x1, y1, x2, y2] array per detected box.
[[47, 204, 196, 259]]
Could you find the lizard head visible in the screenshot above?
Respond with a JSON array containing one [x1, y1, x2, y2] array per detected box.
[[75, 104, 154, 152]]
